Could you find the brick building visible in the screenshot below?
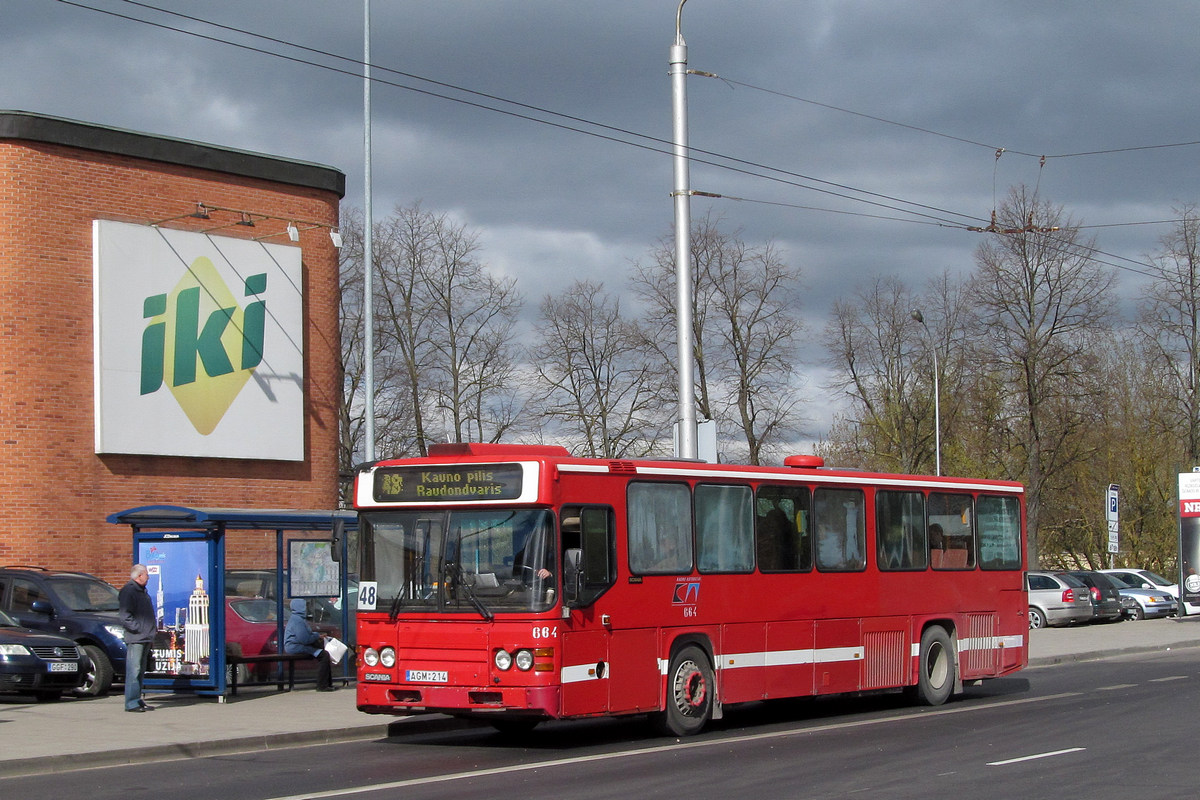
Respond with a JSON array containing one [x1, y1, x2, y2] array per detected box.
[[0, 111, 346, 584]]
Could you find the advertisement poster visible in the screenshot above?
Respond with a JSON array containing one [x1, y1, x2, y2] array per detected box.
[[93, 219, 305, 460], [289, 540, 340, 598], [1179, 473, 1200, 605], [138, 539, 213, 677]]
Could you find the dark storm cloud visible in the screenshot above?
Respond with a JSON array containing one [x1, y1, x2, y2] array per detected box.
[[5, 0, 1200, 439]]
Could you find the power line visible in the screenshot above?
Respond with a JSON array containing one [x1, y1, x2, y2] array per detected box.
[[54, 0, 1187, 278], [712, 74, 1200, 161], [59, 0, 985, 230]]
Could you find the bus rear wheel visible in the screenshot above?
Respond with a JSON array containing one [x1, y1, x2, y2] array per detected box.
[[913, 625, 955, 706], [655, 645, 714, 737]]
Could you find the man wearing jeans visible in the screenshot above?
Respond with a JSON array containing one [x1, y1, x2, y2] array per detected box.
[[118, 564, 156, 712]]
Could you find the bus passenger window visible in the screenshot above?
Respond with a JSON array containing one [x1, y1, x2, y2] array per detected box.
[[756, 485, 811, 572], [928, 492, 975, 570], [876, 490, 927, 571], [977, 495, 1022, 570], [628, 483, 693, 574], [697, 484, 754, 573], [814, 488, 865, 572]]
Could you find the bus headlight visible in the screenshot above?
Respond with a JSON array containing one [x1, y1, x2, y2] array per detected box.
[[494, 649, 513, 671], [380, 647, 397, 668], [363, 648, 380, 667], [514, 649, 534, 671]]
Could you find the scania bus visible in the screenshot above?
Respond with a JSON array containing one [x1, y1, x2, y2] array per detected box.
[[352, 443, 1026, 735]]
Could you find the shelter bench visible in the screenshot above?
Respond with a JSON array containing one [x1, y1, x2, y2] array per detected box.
[[226, 652, 311, 695]]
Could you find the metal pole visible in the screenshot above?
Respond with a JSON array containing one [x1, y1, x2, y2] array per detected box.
[[671, 0, 697, 459], [363, 0, 376, 462]]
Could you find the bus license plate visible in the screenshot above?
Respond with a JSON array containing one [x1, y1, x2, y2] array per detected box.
[[49, 663, 78, 672], [406, 670, 448, 683]]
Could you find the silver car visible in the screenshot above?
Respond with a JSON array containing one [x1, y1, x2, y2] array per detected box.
[[1101, 573, 1176, 620], [1027, 571, 1093, 629]]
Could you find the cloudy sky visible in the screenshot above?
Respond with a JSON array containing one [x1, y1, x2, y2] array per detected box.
[[6, 0, 1200, 442]]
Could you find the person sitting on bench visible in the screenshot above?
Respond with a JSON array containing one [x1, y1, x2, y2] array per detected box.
[[283, 598, 334, 691]]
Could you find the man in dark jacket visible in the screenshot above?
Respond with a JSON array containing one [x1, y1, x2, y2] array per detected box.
[[118, 564, 156, 712], [284, 598, 333, 691]]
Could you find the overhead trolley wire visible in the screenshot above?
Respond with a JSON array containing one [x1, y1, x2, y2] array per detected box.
[[58, 0, 1183, 278], [59, 0, 986, 231]]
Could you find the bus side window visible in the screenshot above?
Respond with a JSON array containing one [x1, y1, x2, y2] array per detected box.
[[756, 484, 812, 572], [814, 487, 866, 572]]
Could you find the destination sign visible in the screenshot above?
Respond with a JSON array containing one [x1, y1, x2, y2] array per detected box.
[[372, 464, 524, 503]]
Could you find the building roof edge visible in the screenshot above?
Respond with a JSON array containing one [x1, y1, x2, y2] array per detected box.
[[0, 110, 345, 198]]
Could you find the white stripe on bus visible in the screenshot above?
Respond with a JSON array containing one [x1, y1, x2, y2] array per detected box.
[[566, 635, 1026, 682]]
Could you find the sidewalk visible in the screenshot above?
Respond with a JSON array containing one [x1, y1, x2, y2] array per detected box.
[[4, 615, 1200, 779]]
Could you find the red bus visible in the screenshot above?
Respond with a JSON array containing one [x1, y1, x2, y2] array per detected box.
[[352, 443, 1027, 735]]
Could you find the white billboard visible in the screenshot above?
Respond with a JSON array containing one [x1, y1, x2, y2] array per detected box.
[[93, 220, 305, 460]]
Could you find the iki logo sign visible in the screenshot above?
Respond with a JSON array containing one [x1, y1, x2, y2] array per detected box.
[[94, 220, 304, 461], [140, 258, 267, 435]]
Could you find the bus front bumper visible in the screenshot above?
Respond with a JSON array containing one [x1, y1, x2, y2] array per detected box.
[[358, 682, 560, 716]]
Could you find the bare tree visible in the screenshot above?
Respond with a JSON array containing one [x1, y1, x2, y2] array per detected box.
[[337, 208, 365, 486], [530, 280, 672, 458], [631, 214, 805, 464], [360, 203, 523, 456], [422, 222, 524, 445], [967, 186, 1115, 565], [821, 276, 927, 472], [1137, 204, 1200, 464]]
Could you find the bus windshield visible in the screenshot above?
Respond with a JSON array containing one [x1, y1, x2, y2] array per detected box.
[[363, 509, 557, 616]]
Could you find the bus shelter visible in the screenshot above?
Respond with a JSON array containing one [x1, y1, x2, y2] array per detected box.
[[107, 505, 357, 699]]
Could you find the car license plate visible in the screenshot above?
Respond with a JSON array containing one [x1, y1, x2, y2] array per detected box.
[[49, 663, 78, 672], [406, 670, 448, 683]]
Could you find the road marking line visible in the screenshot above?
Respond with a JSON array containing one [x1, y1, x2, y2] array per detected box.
[[988, 747, 1085, 766], [260, 692, 1085, 800], [1149, 675, 1188, 682]]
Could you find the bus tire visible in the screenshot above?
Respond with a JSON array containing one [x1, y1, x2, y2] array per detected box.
[[654, 645, 714, 737], [913, 625, 954, 706]]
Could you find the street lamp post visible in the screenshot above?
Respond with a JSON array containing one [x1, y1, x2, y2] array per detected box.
[[910, 310, 941, 476], [670, 0, 697, 460]]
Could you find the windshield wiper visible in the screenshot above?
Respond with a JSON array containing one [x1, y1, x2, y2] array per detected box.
[[387, 587, 408, 623], [446, 562, 493, 620]]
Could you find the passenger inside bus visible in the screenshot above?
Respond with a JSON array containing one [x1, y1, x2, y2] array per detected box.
[[928, 523, 946, 568]]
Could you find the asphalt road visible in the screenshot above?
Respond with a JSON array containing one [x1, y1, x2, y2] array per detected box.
[[6, 648, 1196, 799]]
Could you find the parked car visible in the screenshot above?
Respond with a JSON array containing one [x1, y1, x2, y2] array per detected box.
[[1027, 570, 1094, 628], [1099, 573, 1176, 620], [1100, 567, 1177, 595], [1066, 570, 1125, 623], [225, 596, 280, 659], [226, 568, 354, 646], [0, 567, 127, 695], [0, 607, 88, 700], [1099, 566, 1195, 618]]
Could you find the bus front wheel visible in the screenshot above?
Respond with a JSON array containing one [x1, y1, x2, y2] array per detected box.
[[655, 645, 714, 737], [913, 625, 955, 706]]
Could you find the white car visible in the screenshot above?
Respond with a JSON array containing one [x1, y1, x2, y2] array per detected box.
[[1100, 568, 1191, 616]]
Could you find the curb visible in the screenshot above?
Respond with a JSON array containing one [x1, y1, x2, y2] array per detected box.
[[1027, 637, 1200, 669], [0, 715, 473, 779], [0, 724, 393, 779]]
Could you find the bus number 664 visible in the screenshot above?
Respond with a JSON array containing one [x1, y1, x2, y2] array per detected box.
[[532, 626, 557, 639]]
